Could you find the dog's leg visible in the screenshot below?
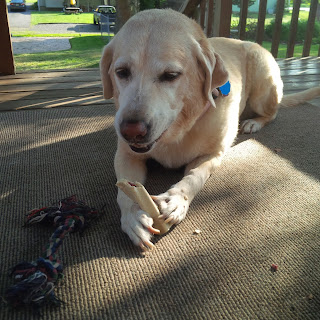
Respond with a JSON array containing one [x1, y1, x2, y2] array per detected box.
[[153, 153, 224, 225], [240, 56, 283, 134], [115, 149, 160, 249], [240, 114, 277, 134], [240, 85, 282, 134]]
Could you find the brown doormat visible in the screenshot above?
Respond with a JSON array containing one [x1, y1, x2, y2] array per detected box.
[[0, 104, 319, 319]]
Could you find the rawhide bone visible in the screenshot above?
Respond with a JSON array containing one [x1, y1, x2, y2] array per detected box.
[[116, 179, 172, 235]]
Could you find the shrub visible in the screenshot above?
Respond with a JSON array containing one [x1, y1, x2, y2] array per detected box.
[[30, 1, 38, 10], [230, 18, 258, 41], [265, 19, 320, 44], [245, 20, 258, 40]]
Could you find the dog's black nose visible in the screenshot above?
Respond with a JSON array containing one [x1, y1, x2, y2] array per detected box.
[[120, 120, 148, 142]]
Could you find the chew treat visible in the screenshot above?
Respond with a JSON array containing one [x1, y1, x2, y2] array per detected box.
[[116, 179, 172, 235]]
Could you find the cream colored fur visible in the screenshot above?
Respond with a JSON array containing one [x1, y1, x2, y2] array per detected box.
[[100, 9, 320, 249]]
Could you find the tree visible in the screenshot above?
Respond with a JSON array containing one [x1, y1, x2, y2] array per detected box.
[[115, 0, 131, 32], [232, 0, 255, 8], [140, 0, 161, 11]]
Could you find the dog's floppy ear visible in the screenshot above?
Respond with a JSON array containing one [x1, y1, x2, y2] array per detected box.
[[195, 39, 229, 107], [100, 41, 114, 99]]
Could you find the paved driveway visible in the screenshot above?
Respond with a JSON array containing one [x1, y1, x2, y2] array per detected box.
[[7, 4, 31, 30], [11, 37, 72, 54], [8, 4, 99, 34], [8, 5, 100, 54], [30, 23, 99, 34]]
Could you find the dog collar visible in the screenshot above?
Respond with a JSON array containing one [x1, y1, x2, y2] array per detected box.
[[200, 80, 231, 119], [213, 81, 231, 99]]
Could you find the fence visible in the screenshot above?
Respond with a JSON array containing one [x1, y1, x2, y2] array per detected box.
[[180, 0, 320, 58], [100, 14, 116, 43]]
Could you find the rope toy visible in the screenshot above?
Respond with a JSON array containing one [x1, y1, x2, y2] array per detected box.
[[4, 196, 99, 312]]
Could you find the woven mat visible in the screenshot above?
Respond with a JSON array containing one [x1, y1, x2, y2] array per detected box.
[[0, 104, 319, 319]]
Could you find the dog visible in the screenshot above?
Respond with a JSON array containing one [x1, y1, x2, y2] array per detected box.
[[100, 9, 320, 249]]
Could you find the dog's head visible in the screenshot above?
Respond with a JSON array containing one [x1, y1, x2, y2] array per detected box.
[[100, 9, 228, 154]]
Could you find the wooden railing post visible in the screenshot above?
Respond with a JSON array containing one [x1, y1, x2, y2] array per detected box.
[[239, 0, 249, 40], [302, 0, 318, 57], [287, 0, 302, 58], [212, 0, 232, 38], [206, 0, 214, 37], [180, 0, 318, 58], [0, 0, 15, 75], [256, 0, 267, 45], [199, 0, 206, 30], [181, 0, 201, 17], [271, 0, 285, 58]]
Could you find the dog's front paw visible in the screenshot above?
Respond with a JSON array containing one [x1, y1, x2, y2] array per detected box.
[[240, 119, 263, 134], [121, 204, 160, 250], [153, 188, 190, 225]]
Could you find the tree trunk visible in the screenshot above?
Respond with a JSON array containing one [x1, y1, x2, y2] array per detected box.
[[115, 0, 131, 33]]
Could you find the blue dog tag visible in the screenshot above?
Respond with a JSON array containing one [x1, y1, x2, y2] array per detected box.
[[219, 81, 231, 96]]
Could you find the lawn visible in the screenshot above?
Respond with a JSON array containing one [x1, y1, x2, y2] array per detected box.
[[262, 42, 319, 57], [13, 35, 319, 72], [30, 8, 311, 27], [14, 36, 107, 71], [231, 9, 319, 47], [13, 8, 319, 71], [231, 10, 310, 27], [12, 32, 90, 37], [31, 11, 94, 25]]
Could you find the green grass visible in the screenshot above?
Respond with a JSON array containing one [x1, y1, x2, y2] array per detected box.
[[31, 11, 94, 25], [13, 35, 318, 72], [12, 32, 94, 37], [14, 36, 108, 71], [231, 10, 310, 26], [231, 10, 319, 48], [262, 42, 319, 58], [231, 10, 313, 35], [12, 9, 318, 71]]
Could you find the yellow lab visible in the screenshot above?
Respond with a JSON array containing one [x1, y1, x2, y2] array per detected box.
[[100, 9, 320, 249]]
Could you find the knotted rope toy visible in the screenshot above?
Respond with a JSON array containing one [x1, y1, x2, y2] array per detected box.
[[4, 196, 99, 312]]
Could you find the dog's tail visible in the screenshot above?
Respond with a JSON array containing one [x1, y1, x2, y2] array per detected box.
[[280, 86, 320, 107]]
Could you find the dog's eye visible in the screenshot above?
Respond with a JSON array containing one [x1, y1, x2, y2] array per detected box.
[[159, 72, 181, 82], [116, 68, 131, 79]]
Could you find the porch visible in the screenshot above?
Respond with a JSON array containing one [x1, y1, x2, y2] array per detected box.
[[1, 0, 320, 317], [0, 58, 319, 319], [1, 57, 319, 112]]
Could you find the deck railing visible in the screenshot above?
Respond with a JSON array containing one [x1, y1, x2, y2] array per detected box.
[[180, 0, 320, 58]]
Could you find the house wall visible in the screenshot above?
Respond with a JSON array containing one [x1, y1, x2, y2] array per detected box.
[[45, 0, 64, 8], [37, 0, 46, 10]]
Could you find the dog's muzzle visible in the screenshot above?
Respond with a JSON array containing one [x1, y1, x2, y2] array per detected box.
[[120, 120, 153, 153], [119, 119, 167, 154]]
